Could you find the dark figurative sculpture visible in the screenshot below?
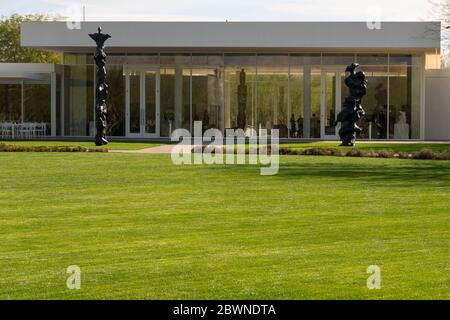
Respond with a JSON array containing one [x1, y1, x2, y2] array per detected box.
[[89, 27, 111, 146], [335, 63, 367, 146], [237, 69, 247, 130]]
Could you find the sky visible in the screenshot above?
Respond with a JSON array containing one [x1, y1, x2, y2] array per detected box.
[[0, 0, 438, 22]]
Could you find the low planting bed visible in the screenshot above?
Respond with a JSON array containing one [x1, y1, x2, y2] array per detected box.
[[0, 143, 108, 153]]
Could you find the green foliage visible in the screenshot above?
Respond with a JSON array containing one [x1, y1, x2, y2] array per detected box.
[[279, 146, 450, 160], [0, 14, 60, 63], [0, 140, 165, 150], [0, 143, 107, 152]]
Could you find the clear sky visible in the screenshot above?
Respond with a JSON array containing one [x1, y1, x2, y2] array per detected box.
[[0, 0, 437, 21]]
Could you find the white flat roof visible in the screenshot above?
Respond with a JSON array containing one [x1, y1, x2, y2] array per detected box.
[[21, 21, 441, 53]]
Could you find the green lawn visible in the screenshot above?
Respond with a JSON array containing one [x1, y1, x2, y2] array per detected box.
[[0, 140, 165, 150], [0, 153, 449, 299]]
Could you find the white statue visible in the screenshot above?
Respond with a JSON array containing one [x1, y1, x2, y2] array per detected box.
[[394, 111, 409, 139]]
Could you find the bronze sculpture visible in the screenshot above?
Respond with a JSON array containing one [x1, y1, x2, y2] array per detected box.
[[335, 63, 367, 146], [237, 69, 247, 130], [89, 27, 111, 146]]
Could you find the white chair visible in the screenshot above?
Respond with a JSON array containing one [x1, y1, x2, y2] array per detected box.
[[1, 122, 14, 139], [36, 123, 46, 137], [18, 123, 33, 139]]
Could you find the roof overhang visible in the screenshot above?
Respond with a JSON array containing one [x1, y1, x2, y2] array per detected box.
[[21, 21, 441, 54], [0, 63, 55, 84]]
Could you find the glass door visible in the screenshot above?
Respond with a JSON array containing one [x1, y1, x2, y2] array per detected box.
[[321, 70, 342, 140], [125, 66, 160, 137]]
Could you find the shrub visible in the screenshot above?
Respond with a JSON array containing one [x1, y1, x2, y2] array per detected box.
[[377, 150, 395, 158], [0, 143, 108, 153], [412, 148, 435, 160]]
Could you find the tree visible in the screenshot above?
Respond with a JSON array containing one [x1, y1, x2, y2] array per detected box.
[[0, 14, 61, 63], [429, 0, 450, 67]]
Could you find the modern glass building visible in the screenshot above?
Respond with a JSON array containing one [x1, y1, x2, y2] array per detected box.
[[0, 21, 442, 140]]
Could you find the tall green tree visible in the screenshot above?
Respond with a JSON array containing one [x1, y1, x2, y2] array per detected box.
[[0, 14, 60, 63]]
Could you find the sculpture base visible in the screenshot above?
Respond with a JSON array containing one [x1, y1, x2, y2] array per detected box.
[[95, 136, 109, 146]]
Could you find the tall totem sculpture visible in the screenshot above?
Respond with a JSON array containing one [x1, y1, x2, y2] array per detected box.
[[335, 63, 367, 146], [89, 27, 111, 146], [237, 69, 247, 130]]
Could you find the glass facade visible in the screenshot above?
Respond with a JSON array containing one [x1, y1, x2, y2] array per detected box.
[[0, 52, 425, 140], [0, 74, 52, 137]]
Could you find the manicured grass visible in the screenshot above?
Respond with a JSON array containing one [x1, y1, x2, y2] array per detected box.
[[0, 140, 165, 150], [0, 153, 449, 299], [281, 142, 450, 153]]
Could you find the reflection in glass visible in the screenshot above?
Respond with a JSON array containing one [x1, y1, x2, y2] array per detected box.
[[192, 68, 224, 133], [389, 66, 410, 139], [145, 71, 156, 134], [24, 82, 51, 135], [224, 54, 256, 133], [324, 72, 337, 136], [129, 72, 140, 134], [290, 68, 303, 138], [0, 84, 21, 122], [160, 68, 190, 137], [106, 65, 125, 136], [356, 66, 388, 139], [256, 55, 289, 137], [310, 71, 321, 138], [322, 54, 355, 66], [63, 65, 94, 136], [356, 54, 388, 65]]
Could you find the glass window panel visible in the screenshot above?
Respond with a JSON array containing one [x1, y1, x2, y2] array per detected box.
[[64, 53, 93, 65], [63, 65, 94, 136], [290, 69, 303, 138], [389, 65, 414, 139], [56, 74, 62, 136], [322, 54, 355, 66], [126, 54, 159, 64], [192, 54, 224, 66], [160, 67, 190, 137], [389, 54, 412, 66], [129, 71, 140, 134], [324, 72, 337, 136], [192, 68, 224, 133], [23, 81, 51, 135], [106, 65, 125, 136], [354, 66, 388, 139], [224, 54, 256, 133], [160, 53, 191, 65], [145, 71, 156, 134], [256, 55, 289, 138], [356, 54, 388, 65], [107, 54, 127, 65], [290, 54, 321, 66], [0, 84, 21, 122], [310, 70, 321, 138]]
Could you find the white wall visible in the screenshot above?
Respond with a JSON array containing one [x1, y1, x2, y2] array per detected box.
[[425, 70, 450, 140], [21, 21, 441, 52]]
